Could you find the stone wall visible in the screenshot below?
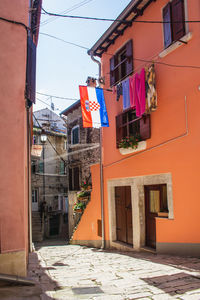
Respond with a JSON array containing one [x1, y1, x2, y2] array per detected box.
[[67, 105, 100, 186]]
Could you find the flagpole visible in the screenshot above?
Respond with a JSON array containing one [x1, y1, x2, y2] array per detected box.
[[100, 126, 105, 249]]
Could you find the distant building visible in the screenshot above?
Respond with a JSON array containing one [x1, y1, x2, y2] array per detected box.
[[32, 108, 68, 241], [61, 100, 100, 239]]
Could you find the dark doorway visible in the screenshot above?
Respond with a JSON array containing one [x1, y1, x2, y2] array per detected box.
[[145, 184, 168, 248], [49, 215, 60, 236], [115, 186, 133, 245]]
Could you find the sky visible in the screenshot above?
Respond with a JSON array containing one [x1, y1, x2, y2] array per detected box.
[[34, 0, 131, 114]]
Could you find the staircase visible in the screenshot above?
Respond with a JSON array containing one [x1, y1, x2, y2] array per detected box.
[[32, 212, 44, 242]]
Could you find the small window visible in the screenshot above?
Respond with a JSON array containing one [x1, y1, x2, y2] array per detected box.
[[145, 184, 168, 215], [110, 40, 133, 86], [32, 189, 38, 203], [116, 109, 151, 148], [60, 161, 65, 175], [33, 135, 38, 145], [71, 125, 79, 145], [38, 161, 44, 173], [31, 160, 37, 173], [69, 167, 80, 191], [163, 0, 185, 48], [63, 140, 67, 150]]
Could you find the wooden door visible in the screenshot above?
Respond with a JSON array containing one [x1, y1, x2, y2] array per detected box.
[[115, 186, 133, 245], [145, 184, 168, 248]]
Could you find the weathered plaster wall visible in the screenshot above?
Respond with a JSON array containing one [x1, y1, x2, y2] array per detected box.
[[67, 106, 100, 184], [0, 0, 29, 275]]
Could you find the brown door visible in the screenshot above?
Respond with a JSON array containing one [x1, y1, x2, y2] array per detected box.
[[145, 184, 168, 248], [115, 186, 133, 245]]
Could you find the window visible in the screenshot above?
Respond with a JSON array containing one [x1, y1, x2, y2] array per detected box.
[[60, 161, 66, 175], [163, 0, 185, 48], [110, 40, 133, 86], [63, 140, 67, 150], [69, 167, 80, 191], [116, 109, 151, 148], [32, 189, 38, 203], [31, 160, 37, 173], [38, 161, 44, 173], [71, 125, 79, 145], [145, 184, 168, 215], [33, 135, 38, 145]]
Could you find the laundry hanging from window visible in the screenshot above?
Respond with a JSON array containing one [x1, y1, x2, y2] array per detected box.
[[145, 64, 157, 113], [119, 64, 157, 116]]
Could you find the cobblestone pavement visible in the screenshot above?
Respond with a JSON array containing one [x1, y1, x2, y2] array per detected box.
[[1, 240, 200, 299]]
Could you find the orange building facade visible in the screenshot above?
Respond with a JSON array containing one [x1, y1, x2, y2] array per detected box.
[[0, 0, 41, 275], [72, 0, 200, 256]]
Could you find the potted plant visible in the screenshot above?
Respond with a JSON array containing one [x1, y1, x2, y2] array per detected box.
[[77, 190, 91, 201], [73, 202, 85, 213], [118, 134, 141, 149], [80, 180, 92, 191]]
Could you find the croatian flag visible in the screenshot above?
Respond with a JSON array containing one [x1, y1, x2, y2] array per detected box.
[[79, 86, 109, 128]]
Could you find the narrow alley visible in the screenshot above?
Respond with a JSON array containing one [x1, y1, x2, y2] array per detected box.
[[1, 241, 200, 300]]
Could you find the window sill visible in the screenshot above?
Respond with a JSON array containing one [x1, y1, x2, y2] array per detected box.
[[159, 32, 192, 58], [157, 212, 168, 218], [119, 141, 146, 155]]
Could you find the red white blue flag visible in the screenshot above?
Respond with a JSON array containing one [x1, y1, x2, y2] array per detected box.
[[79, 86, 109, 128]]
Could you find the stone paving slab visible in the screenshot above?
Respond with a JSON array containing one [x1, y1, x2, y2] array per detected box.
[[1, 241, 200, 299]]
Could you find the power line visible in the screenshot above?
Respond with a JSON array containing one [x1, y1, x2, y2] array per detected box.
[[40, 32, 89, 50], [41, 8, 200, 24], [39, 0, 94, 28], [0, 16, 28, 31], [38, 30, 200, 71], [36, 91, 79, 101]]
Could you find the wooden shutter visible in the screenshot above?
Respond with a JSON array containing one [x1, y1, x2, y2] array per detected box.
[[74, 167, 80, 190], [69, 168, 72, 190], [171, 0, 185, 41], [26, 37, 36, 104], [163, 3, 172, 48], [140, 115, 151, 140], [125, 40, 133, 76], [116, 113, 123, 148], [110, 56, 115, 87]]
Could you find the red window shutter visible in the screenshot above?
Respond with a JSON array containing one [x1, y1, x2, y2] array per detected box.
[[163, 3, 172, 48], [171, 0, 185, 41], [116, 113, 123, 148], [140, 115, 151, 140], [26, 37, 36, 104], [110, 56, 115, 87], [125, 40, 133, 76]]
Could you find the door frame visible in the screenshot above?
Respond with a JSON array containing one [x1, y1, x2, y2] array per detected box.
[[107, 173, 173, 251]]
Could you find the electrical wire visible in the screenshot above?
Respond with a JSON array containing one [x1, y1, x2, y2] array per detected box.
[[0, 16, 29, 31], [36, 91, 79, 101], [40, 32, 89, 50], [39, 0, 94, 28], [41, 7, 200, 24], [37, 30, 200, 71]]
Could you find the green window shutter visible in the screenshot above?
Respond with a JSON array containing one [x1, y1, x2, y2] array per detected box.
[[39, 161, 44, 173], [60, 161, 65, 175]]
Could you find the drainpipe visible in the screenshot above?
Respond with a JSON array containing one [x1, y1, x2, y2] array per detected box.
[[89, 52, 105, 249], [26, 105, 32, 253]]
